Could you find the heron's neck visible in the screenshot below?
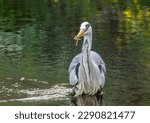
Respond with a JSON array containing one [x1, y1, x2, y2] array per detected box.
[[81, 34, 93, 64], [83, 34, 92, 52], [81, 34, 93, 82]]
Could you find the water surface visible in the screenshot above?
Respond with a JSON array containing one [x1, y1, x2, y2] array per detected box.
[[0, 0, 150, 106]]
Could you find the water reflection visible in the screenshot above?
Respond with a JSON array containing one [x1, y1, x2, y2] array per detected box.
[[70, 95, 104, 106]]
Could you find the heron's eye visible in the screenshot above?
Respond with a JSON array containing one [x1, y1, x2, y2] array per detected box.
[[85, 23, 90, 30]]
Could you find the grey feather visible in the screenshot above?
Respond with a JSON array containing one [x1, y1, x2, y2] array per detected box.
[[68, 51, 106, 86], [69, 22, 106, 96], [90, 51, 106, 73]]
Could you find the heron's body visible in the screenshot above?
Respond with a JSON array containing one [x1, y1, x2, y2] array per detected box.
[[69, 22, 106, 97]]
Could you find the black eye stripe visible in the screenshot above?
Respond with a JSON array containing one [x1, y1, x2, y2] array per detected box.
[[85, 23, 90, 30]]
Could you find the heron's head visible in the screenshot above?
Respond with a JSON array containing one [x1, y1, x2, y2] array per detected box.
[[74, 22, 92, 41]]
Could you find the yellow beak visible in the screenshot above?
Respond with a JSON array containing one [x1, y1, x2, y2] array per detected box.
[[74, 30, 85, 41]]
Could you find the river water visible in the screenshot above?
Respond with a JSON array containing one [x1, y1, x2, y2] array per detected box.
[[0, 0, 150, 106]]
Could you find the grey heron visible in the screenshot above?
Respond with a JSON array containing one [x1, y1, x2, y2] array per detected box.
[[69, 22, 106, 97]]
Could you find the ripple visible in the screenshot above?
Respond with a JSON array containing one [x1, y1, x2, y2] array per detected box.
[[0, 84, 71, 102]]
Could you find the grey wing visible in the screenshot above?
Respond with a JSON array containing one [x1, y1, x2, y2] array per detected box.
[[91, 51, 106, 88], [68, 53, 82, 86], [91, 51, 106, 73]]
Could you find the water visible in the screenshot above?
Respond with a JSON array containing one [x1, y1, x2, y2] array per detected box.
[[0, 0, 150, 106]]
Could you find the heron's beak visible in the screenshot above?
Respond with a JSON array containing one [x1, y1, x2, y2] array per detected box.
[[74, 30, 85, 41]]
